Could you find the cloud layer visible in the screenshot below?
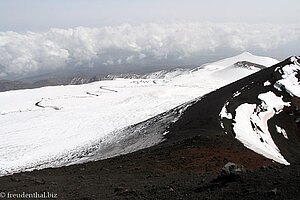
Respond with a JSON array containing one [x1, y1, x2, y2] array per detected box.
[[0, 22, 299, 77]]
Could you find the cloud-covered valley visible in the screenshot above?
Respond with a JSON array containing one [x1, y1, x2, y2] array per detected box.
[[0, 22, 299, 78]]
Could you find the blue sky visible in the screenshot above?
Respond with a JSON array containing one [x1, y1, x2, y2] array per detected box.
[[0, 0, 299, 31]]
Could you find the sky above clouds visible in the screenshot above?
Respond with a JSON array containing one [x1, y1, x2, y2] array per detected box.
[[0, 0, 299, 79], [1, 0, 299, 31]]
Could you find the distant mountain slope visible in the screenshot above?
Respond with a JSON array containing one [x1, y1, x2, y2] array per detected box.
[[0, 52, 278, 92], [200, 52, 278, 70], [0, 52, 279, 176], [141, 68, 191, 79], [142, 52, 278, 80]]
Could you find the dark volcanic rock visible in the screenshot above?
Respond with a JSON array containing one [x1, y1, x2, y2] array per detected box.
[[221, 162, 245, 179], [234, 61, 266, 70]]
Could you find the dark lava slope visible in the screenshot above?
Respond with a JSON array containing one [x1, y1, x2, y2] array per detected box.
[[0, 57, 299, 200], [168, 56, 300, 164]]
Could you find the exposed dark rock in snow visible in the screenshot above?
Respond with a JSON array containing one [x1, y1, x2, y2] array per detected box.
[[234, 61, 266, 70]]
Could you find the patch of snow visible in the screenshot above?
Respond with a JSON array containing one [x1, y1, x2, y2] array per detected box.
[[264, 81, 271, 86], [258, 91, 290, 114], [275, 57, 300, 97], [233, 103, 289, 165], [275, 125, 288, 139], [162, 131, 169, 136], [233, 91, 241, 97], [220, 121, 225, 129], [220, 102, 232, 120]]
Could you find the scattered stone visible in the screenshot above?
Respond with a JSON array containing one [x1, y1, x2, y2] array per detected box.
[[114, 185, 137, 197], [221, 162, 245, 179], [164, 185, 174, 192], [271, 188, 278, 195], [114, 185, 127, 194]]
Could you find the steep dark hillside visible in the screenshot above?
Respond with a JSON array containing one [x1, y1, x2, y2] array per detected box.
[[168, 57, 300, 164]]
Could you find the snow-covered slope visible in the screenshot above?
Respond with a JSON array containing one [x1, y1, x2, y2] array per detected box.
[[168, 52, 278, 88], [219, 56, 300, 165], [142, 68, 191, 79], [0, 52, 278, 176], [203, 52, 278, 70]]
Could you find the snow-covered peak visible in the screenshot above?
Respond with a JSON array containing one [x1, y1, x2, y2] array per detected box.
[[142, 53, 277, 83], [240, 51, 253, 56], [203, 52, 279, 70], [234, 52, 279, 67]]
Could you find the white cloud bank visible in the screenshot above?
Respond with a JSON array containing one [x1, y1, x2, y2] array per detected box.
[[0, 22, 299, 77]]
